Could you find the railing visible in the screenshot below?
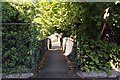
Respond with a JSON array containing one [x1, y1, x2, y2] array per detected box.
[[62, 37, 78, 68], [31, 38, 50, 75], [2, 23, 50, 78], [36, 38, 51, 64], [2, 23, 32, 76], [67, 36, 120, 71]]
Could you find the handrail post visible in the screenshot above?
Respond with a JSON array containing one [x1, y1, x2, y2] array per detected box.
[[32, 23, 36, 67], [74, 23, 79, 69]]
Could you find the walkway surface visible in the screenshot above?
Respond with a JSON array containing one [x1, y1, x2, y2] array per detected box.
[[34, 40, 78, 78]]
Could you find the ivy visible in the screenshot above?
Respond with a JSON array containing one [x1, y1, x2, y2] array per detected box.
[[2, 1, 120, 74], [78, 36, 120, 74]]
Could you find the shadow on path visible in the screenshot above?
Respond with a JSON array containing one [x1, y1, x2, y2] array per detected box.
[[34, 45, 78, 78]]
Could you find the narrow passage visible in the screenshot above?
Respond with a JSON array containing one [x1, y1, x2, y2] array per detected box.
[[34, 40, 78, 78]]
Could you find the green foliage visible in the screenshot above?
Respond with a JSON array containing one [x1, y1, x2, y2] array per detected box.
[[2, 1, 120, 74], [2, 2, 32, 23], [2, 25, 33, 74], [76, 2, 120, 73], [2, 2, 18, 23], [2, 2, 40, 74], [78, 36, 120, 73]]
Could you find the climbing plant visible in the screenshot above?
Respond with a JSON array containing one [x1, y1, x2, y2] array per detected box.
[[2, 2, 40, 74], [78, 36, 120, 73], [77, 2, 120, 74], [2, 1, 120, 74]]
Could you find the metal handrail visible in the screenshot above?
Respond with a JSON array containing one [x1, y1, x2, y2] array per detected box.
[[2, 23, 50, 77], [1, 23, 34, 25], [65, 38, 78, 68]]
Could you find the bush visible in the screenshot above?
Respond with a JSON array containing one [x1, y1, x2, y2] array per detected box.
[[77, 36, 120, 74]]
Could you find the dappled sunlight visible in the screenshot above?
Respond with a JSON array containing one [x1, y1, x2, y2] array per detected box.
[[110, 60, 120, 72], [2, 1, 120, 79]]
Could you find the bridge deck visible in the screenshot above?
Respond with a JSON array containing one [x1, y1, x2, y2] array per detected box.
[[33, 40, 78, 78]]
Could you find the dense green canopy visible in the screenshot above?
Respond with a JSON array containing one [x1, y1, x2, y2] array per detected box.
[[2, 1, 120, 74]]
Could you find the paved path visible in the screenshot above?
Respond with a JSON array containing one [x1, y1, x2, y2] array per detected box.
[[34, 40, 78, 78]]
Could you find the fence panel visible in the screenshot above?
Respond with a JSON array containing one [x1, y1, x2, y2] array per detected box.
[[2, 23, 50, 78], [2, 24, 33, 75]]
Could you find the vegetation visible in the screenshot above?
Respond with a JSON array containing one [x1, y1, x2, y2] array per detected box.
[[2, 1, 120, 74], [2, 2, 39, 74], [78, 36, 120, 73]]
